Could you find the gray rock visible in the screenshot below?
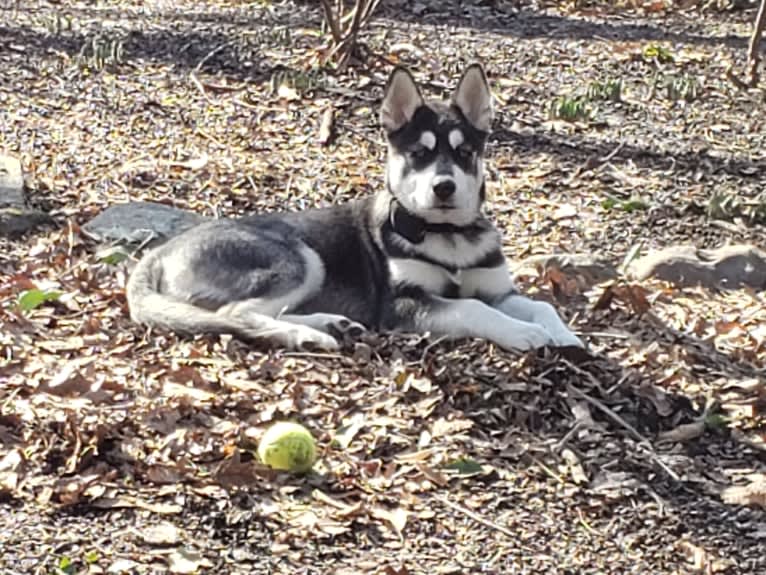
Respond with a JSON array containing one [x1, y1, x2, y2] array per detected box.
[[628, 244, 766, 290], [0, 206, 54, 237], [514, 253, 618, 284], [0, 154, 52, 237], [0, 154, 24, 207], [82, 201, 207, 247]]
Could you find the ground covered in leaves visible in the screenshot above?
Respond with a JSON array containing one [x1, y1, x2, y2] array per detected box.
[[2, 0, 766, 573]]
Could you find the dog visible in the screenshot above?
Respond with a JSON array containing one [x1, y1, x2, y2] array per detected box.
[[126, 64, 584, 352]]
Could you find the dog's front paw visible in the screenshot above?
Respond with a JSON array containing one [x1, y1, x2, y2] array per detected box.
[[294, 313, 367, 338], [549, 328, 585, 349], [499, 324, 553, 351], [279, 325, 340, 351]]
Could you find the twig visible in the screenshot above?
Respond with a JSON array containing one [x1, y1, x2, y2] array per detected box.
[[338, 121, 384, 147], [434, 494, 535, 550], [567, 385, 681, 482], [319, 0, 342, 44], [194, 42, 232, 73], [747, 0, 766, 86], [189, 72, 214, 106], [575, 330, 631, 340], [601, 141, 625, 163], [727, 0, 766, 89], [528, 454, 565, 484]]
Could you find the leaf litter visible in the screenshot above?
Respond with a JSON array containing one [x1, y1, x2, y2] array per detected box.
[[1, 0, 766, 574]]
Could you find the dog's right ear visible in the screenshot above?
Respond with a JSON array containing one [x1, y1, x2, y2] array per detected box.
[[380, 67, 424, 133]]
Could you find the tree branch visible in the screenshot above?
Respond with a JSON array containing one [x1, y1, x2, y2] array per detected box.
[[747, 0, 766, 86]]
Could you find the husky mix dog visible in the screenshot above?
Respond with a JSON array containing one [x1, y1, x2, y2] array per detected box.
[[126, 64, 584, 352]]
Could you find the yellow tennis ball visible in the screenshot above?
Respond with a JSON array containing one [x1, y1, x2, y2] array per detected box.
[[257, 422, 317, 473]]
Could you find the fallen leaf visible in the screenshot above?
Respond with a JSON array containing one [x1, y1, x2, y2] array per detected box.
[[333, 413, 365, 449], [108, 559, 140, 573], [657, 421, 705, 443], [167, 548, 212, 574], [277, 84, 299, 101], [317, 107, 335, 145], [721, 474, 766, 508], [444, 458, 484, 476], [371, 506, 408, 537], [430, 417, 473, 439], [140, 522, 183, 546]]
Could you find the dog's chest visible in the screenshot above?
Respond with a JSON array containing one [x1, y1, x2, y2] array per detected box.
[[388, 258, 504, 297], [388, 240, 515, 299]]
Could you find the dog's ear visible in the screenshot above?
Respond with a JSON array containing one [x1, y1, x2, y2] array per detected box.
[[380, 67, 424, 133], [452, 63, 493, 133]]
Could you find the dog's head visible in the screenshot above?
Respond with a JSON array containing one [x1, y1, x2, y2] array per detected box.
[[380, 64, 493, 226]]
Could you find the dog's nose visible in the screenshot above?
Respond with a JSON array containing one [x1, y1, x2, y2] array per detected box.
[[432, 180, 456, 201]]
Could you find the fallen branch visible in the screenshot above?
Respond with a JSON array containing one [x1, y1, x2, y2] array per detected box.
[[728, 0, 766, 88], [747, 0, 766, 86], [319, 0, 382, 69], [435, 494, 536, 550], [567, 385, 681, 482]]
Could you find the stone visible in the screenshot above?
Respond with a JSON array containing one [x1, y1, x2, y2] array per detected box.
[[82, 201, 207, 247], [628, 244, 766, 290], [0, 207, 53, 237], [0, 155, 53, 237], [0, 154, 24, 207], [514, 253, 618, 284]]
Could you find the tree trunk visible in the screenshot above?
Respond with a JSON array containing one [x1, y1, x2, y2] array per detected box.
[[747, 0, 766, 86]]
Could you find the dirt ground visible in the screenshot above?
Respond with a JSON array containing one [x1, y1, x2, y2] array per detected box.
[[1, 1, 766, 573]]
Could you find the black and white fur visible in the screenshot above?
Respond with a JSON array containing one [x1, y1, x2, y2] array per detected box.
[[126, 64, 584, 352]]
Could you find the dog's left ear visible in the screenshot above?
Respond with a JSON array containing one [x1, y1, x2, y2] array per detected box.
[[452, 63, 493, 133]]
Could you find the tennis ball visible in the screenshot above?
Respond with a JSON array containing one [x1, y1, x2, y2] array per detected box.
[[257, 421, 317, 473]]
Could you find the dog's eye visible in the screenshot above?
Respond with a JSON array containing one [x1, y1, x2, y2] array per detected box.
[[410, 146, 431, 161], [456, 146, 473, 161]]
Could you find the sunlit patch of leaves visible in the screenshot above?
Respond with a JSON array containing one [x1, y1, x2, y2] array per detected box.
[[77, 35, 125, 71], [707, 190, 766, 224], [642, 43, 674, 64], [548, 95, 591, 122], [18, 288, 61, 312], [586, 78, 623, 102]]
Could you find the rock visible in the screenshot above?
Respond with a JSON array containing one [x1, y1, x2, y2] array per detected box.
[[514, 253, 618, 284], [0, 155, 52, 237], [0, 207, 53, 237], [82, 201, 207, 247], [0, 155, 24, 207], [628, 244, 766, 290]]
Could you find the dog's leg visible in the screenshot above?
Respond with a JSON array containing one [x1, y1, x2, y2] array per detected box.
[[494, 294, 584, 348], [217, 302, 341, 350], [395, 294, 554, 351]]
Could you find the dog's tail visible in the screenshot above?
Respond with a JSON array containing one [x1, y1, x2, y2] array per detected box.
[[126, 250, 256, 340]]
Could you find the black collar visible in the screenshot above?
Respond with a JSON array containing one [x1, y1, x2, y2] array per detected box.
[[389, 200, 481, 244]]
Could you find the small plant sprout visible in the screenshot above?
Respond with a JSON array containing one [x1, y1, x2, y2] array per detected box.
[[586, 78, 623, 102], [548, 95, 591, 122]]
